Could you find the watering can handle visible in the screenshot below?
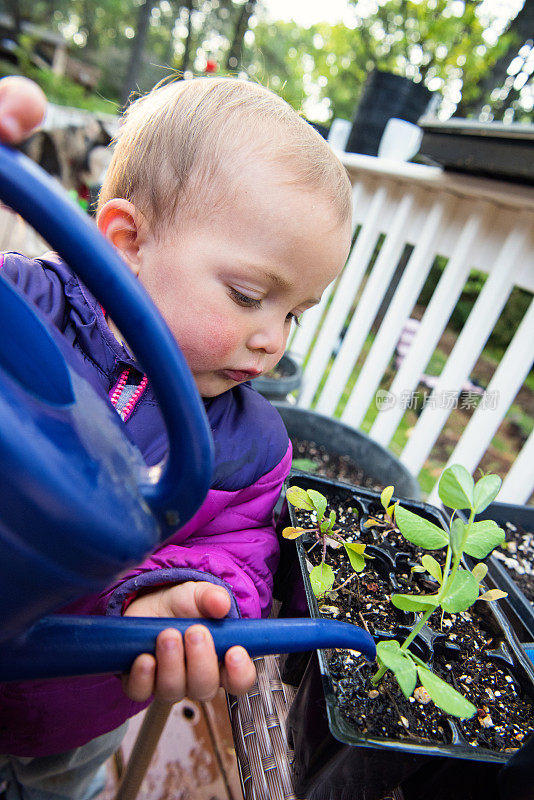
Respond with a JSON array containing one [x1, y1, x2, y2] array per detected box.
[[0, 616, 376, 681], [0, 144, 213, 532]]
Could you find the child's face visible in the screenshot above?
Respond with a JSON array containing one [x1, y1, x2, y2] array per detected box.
[[122, 162, 351, 397]]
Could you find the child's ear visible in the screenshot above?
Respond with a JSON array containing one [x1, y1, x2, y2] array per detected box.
[[97, 199, 147, 277]]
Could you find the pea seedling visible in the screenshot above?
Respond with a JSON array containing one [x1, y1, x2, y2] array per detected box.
[[284, 486, 372, 598], [363, 485, 398, 532], [372, 464, 507, 720]]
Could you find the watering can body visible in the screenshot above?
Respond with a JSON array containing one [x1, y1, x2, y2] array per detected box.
[[0, 274, 162, 641], [0, 142, 214, 642]]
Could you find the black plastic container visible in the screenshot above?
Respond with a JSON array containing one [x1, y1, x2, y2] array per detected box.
[[273, 403, 421, 500], [252, 353, 302, 401], [346, 70, 433, 157], [284, 474, 534, 800], [418, 119, 534, 184], [471, 502, 534, 643]]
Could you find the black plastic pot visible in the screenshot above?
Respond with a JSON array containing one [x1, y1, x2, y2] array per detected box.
[[284, 474, 534, 800], [273, 402, 421, 500], [346, 70, 433, 157], [470, 502, 534, 643], [252, 353, 302, 401], [418, 119, 534, 185]]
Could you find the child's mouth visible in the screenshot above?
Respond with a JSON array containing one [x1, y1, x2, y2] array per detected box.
[[222, 369, 262, 382]]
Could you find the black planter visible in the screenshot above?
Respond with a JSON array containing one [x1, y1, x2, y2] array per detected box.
[[284, 474, 534, 800], [346, 70, 433, 157], [418, 119, 534, 185], [273, 402, 421, 500], [252, 353, 302, 401], [468, 502, 534, 643]]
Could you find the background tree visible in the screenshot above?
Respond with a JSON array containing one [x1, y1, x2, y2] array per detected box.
[[456, 0, 533, 120]]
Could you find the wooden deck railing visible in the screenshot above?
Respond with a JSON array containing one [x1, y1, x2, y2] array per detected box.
[[290, 153, 534, 505]]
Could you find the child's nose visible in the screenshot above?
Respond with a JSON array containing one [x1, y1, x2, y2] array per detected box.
[[247, 321, 286, 356]]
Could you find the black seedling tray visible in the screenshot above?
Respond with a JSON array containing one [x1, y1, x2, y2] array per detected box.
[[285, 473, 534, 800], [476, 503, 534, 643]]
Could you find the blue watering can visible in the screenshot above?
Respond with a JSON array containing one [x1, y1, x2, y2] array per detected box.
[[0, 143, 375, 681]]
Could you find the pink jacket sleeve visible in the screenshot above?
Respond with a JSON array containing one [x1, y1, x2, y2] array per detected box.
[[99, 442, 292, 619]]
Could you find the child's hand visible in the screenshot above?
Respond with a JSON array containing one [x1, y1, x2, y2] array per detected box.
[[122, 581, 257, 703], [0, 76, 46, 144]]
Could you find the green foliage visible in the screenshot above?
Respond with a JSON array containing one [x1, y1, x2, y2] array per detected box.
[[373, 464, 507, 719], [292, 458, 319, 473], [285, 486, 371, 598]]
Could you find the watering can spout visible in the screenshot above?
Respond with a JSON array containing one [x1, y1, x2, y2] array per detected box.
[[0, 616, 377, 682]]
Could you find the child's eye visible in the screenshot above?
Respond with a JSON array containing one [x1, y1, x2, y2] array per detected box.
[[229, 288, 262, 309]]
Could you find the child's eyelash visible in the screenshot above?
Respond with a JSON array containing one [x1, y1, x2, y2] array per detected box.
[[288, 313, 301, 327], [229, 287, 301, 326], [229, 288, 262, 309]]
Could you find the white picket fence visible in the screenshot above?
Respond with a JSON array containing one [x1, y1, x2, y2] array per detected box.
[[290, 153, 534, 505]]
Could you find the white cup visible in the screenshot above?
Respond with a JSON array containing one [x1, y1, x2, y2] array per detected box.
[[378, 118, 423, 161], [327, 118, 352, 152]]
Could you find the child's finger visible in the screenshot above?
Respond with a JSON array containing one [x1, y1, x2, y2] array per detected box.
[[122, 652, 156, 702], [184, 624, 220, 701], [221, 646, 257, 696], [0, 77, 46, 143], [153, 629, 186, 702], [193, 582, 231, 619]]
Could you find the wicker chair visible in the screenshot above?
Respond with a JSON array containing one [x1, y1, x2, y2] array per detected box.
[[228, 655, 297, 800]]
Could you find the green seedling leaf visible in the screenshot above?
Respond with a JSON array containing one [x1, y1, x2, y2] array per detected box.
[[441, 569, 480, 613], [473, 474, 502, 514], [327, 510, 336, 531], [450, 518, 466, 557], [381, 485, 394, 511], [286, 487, 314, 511], [421, 554, 442, 584], [307, 489, 327, 523], [471, 562, 488, 583], [411, 565, 427, 575], [416, 665, 476, 719], [282, 526, 306, 539], [479, 589, 508, 602], [438, 464, 474, 510], [363, 518, 379, 528], [376, 641, 417, 699], [391, 593, 439, 612], [395, 505, 449, 550], [310, 562, 335, 597], [344, 542, 368, 573], [291, 458, 318, 473], [387, 502, 398, 520], [464, 520, 505, 559]]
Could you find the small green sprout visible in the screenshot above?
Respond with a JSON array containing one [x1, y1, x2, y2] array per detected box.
[[372, 464, 507, 720], [363, 485, 399, 530], [285, 486, 372, 598]]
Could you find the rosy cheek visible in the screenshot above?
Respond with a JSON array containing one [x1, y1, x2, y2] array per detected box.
[[195, 313, 240, 361]]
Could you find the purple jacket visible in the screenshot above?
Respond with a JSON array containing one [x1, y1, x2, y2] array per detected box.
[[0, 252, 291, 756]]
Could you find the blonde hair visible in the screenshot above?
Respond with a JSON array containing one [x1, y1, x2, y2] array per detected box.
[[98, 77, 352, 232]]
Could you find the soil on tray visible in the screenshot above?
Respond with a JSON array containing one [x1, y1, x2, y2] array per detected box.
[[492, 521, 534, 603], [291, 438, 385, 491], [294, 500, 534, 753]]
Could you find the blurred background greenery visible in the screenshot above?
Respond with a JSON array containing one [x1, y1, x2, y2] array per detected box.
[[0, 0, 531, 123]]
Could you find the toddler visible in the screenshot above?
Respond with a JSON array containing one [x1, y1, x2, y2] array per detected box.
[[0, 75, 352, 799]]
